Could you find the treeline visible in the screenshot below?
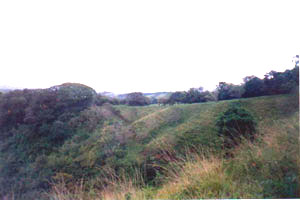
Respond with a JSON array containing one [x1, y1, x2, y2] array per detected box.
[[159, 66, 299, 105], [94, 92, 152, 106], [0, 66, 299, 109], [96, 66, 299, 106]]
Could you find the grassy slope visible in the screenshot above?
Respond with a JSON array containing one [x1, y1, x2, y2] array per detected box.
[[48, 94, 299, 199], [149, 111, 299, 199]]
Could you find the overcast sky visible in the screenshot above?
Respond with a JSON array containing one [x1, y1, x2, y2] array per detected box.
[[0, 0, 299, 94]]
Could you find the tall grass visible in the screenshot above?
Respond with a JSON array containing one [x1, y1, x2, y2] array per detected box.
[[150, 112, 299, 199], [225, 113, 299, 198], [48, 166, 148, 200]]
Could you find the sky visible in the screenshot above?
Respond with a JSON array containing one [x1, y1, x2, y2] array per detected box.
[[0, 0, 299, 94]]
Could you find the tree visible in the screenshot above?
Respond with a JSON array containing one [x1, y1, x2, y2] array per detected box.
[[164, 87, 215, 105], [184, 88, 213, 103], [217, 82, 244, 100], [242, 76, 266, 97], [50, 83, 96, 113], [185, 88, 201, 103], [263, 67, 299, 95], [125, 92, 150, 106], [157, 98, 168, 105], [166, 91, 186, 104], [0, 83, 97, 141], [94, 94, 120, 106], [22, 83, 96, 125], [0, 89, 33, 131]]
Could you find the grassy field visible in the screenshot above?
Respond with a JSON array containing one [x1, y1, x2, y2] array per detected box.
[[37, 94, 300, 199]]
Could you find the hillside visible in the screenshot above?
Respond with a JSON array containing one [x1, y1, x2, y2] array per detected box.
[[0, 92, 299, 199]]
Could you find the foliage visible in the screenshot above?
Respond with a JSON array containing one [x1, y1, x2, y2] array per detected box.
[[125, 92, 150, 106], [243, 66, 299, 98], [0, 83, 97, 199], [166, 91, 186, 104], [157, 98, 168, 105], [165, 88, 215, 105], [216, 103, 256, 147], [184, 88, 212, 103], [216, 66, 299, 101], [217, 82, 244, 100], [242, 76, 266, 97], [0, 89, 33, 131], [68, 106, 103, 132], [94, 94, 120, 106], [263, 66, 299, 95]]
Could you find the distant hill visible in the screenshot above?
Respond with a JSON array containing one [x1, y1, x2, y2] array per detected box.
[[143, 92, 171, 99], [99, 91, 117, 98], [116, 92, 171, 100]]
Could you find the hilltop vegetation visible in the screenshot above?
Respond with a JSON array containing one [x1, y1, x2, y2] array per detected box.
[[0, 66, 299, 199]]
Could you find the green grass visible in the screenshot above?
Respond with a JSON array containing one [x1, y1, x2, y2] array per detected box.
[[145, 94, 299, 199]]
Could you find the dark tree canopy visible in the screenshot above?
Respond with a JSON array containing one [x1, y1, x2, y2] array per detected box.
[[263, 67, 299, 95], [50, 83, 96, 112], [94, 94, 120, 106], [0, 83, 96, 140], [242, 76, 266, 98], [164, 87, 214, 105], [167, 91, 187, 104], [242, 66, 299, 98], [125, 92, 150, 106], [0, 89, 34, 130], [217, 82, 244, 100]]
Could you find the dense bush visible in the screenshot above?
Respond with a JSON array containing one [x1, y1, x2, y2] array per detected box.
[[0, 89, 33, 132], [216, 103, 256, 148], [0, 83, 97, 199]]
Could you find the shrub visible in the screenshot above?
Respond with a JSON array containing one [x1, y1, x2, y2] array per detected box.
[[216, 103, 256, 148]]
